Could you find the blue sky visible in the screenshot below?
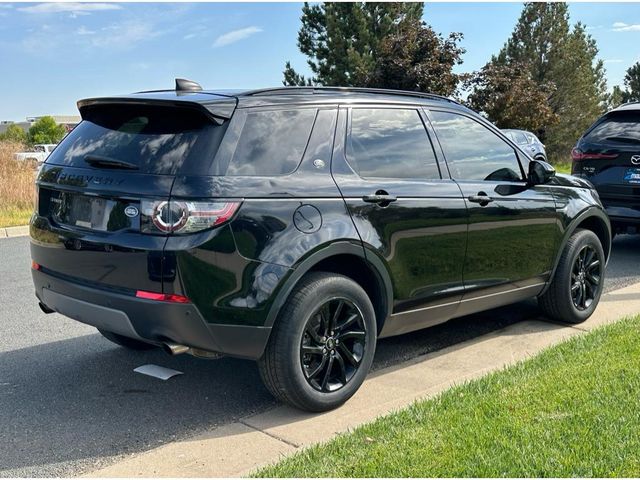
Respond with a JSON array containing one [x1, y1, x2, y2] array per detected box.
[[0, 2, 639, 121]]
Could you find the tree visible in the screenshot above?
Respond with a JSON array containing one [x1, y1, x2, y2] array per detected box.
[[0, 124, 28, 144], [487, 3, 607, 160], [283, 2, 465, 96], [28, 116, 67, 145], [369, 18, 465, 96], [610, 62, 640, 105], [623, 62, 640, 102], [465, 62, 558, 133]]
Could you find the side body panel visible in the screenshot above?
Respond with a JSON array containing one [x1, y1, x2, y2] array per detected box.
[[164, 107, 366, 331], [331, 107, 469, 337]]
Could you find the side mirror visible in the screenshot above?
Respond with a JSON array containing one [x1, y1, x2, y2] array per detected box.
[[528, 159, 555, 185]]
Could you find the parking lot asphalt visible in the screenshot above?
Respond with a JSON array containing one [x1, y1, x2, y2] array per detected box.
[[1, 234, 638, 477]]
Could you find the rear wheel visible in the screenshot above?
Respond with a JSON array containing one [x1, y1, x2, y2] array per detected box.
[[258, 272, 377, 412], [539, 229, 605, 324], [98, 329, 157, 350]]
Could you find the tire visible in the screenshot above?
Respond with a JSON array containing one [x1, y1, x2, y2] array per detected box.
[[98, 329, 157, 350], [258, 272, 377, 412], [539, 229, 605, 324]]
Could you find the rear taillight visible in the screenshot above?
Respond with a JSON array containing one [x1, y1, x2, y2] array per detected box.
[[135, 290, 190, 303], [32, 261, 40, 271], [140, 200, 240, 235], [571, 148, 618, 162]]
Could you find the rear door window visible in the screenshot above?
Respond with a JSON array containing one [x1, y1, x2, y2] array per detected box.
[[46, 104, 223, 175], [213, 108, 317, 176], [584, 111, 640, 145], [345, 108, 440, 179]]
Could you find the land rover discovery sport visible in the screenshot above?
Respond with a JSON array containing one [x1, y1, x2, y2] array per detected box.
[[31, 80, 611, 411]]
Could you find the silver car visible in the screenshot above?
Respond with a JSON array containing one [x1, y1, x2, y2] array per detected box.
[[503, 129, 547, 161]]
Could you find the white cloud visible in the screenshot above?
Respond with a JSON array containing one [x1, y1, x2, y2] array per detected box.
[[213, 26, 262, 48], [612, 22, 640, 32], [604, 58, 624, 63], [90, 21, 159, 48], [18, 3, 122, 14], [76, 26, 95, 35]]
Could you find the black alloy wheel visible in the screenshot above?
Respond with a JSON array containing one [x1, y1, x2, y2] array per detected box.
[[258, 272, 377, 412], [571, 244, 602, 311], [539, 228, 606, 324], [300, 298, 366, 393]]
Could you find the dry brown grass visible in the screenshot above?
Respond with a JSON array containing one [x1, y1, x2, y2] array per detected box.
[[0, 141, 36, 227]]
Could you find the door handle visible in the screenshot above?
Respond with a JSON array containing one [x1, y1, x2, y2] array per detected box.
[[362, 193, 397, 205], [468, 194, 494, 205]]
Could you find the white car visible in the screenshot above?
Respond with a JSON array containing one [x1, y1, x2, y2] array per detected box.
[[502, 129, 547, 161], [15, 144, 57, 165]]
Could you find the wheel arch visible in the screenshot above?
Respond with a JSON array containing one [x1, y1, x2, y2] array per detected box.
[[540, 207, 611, 296], [264, 242, 393, 335]]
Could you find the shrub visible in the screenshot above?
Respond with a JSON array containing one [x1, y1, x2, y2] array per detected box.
[[0, 141, 36, 214]]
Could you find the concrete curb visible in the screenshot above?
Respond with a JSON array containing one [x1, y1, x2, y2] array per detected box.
[[1, 225, 29, 238], [87, 282, 640, 478]]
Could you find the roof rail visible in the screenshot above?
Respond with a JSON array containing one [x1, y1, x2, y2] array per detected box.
[[242, 86, 460, 105]]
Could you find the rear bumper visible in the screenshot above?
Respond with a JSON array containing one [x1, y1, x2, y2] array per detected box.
[[602, 200, 640, 230], [32, 268, 271, 360]]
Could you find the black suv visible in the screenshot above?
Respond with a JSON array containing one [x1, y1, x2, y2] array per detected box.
[[31, 81, 610, 411], [571, 102, 640, 235]]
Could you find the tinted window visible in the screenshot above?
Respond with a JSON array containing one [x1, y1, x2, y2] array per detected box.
[[585, 111, 640, 144], [220, 109, 316, 176], [430, 111, 523, 182], [46, 105, 222, 175], [346, 108, 440, 179]]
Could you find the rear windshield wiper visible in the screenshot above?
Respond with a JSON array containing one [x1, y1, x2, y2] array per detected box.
[[602, 136, 640, 145], [84, 154, 139, 170]]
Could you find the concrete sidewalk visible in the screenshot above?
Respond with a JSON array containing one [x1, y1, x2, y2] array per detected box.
[[87, 282, 640, 478], [1, 225, 29, 238]]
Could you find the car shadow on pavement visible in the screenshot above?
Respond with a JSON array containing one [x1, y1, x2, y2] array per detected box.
[[0, 298, 561, 476]]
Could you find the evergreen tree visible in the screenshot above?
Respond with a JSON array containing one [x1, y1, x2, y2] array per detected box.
[[283, 2, 464, 96], [609, 85, 627, 109], [623, 62, 640, 102], [480, 3, 607, 160]]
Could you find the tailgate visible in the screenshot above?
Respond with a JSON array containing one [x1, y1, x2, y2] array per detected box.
[[30, 100, 230, 293], [31, 165, 172, 293]]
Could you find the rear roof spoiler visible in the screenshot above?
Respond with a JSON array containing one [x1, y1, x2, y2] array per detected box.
[[77, 94, 237, 125]]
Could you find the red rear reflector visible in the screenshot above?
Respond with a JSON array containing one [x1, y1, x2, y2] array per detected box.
[[31, 261, 41, 271], [571, 148, 618, 162], [135, 290, 190, 303]]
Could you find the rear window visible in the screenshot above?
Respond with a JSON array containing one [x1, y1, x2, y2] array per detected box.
[[46, 104, 223, 175], [584, 111, 640, 145], [212, 108, 317, 176]]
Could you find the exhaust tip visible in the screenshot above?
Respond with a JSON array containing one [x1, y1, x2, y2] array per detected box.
[[162, 343, 189, 356]]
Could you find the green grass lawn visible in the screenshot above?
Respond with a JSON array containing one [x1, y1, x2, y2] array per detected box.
[[0, 205, 32, 228], [554, 161, 572, 175], [256, 315, 640, 477]]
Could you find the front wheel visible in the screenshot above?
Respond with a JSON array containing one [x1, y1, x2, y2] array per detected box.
[[539, 229, 605, 324], [258, 272, 377, 412]]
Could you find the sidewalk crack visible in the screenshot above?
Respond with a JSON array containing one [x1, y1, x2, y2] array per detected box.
[[239, 420, 301, 449]]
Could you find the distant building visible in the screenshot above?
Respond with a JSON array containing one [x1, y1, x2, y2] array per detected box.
[[0, 115, 81, 135]]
